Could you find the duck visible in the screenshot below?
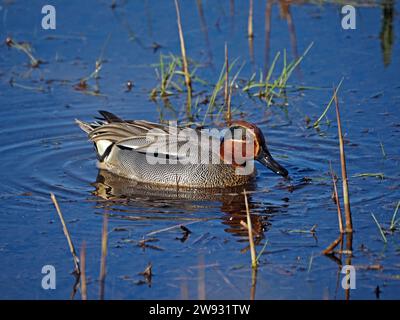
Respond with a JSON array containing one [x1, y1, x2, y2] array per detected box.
[[76, 111, 288, 188]]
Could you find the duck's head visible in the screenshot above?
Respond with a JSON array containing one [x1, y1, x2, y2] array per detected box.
[[220, 120, 288, 177]]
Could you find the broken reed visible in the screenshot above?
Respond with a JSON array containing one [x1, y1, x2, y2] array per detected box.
[[174, 0, 192, 113], [50, 193, 80, 274], [334, 88, 353, 233]]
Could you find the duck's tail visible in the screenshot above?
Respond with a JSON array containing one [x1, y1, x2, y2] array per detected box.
[[75, 119, 94, 134], [75, 113, 117, 162]]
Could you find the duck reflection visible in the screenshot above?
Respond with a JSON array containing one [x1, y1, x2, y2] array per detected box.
[[92, 169, 288, 241]]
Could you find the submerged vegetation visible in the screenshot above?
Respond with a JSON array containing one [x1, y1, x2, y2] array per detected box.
[[5, 37, 42, 68]]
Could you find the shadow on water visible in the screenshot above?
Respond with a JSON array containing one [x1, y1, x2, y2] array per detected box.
[[264, 0, 299, 73], [92, 169, 289, 242], [380, 0, 394, 66]]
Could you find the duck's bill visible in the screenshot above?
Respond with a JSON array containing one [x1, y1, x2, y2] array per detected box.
[[257, 151, 289, 177]]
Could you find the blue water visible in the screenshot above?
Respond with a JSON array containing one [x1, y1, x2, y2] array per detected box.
[[0, 0, 399, 299]]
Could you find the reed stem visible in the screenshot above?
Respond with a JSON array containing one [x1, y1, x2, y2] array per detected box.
[[50, 193, 80, 275], [334, 88, 353, 233]]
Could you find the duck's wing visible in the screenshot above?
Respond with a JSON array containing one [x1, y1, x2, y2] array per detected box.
[[76, 111, 220, 162]]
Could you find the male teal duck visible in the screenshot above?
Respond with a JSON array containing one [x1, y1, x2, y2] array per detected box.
[[76, 111, 288, 188]]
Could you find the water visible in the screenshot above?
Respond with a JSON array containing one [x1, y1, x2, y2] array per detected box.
[[0, 0, 399, 299]]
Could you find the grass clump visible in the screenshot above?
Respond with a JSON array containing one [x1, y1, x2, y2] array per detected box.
[[243, 43, 313, 106]]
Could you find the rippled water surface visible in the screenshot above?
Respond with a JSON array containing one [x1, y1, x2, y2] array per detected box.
[[0, 0, 399, 299]]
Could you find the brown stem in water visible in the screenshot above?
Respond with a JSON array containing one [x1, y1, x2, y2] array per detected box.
[[322, 234, 342, 255], [334, 88, 353, 233], [50, 193, 80, 275]]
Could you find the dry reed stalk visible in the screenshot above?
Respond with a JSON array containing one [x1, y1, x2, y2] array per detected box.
[[174, 0, 192, 111], [99, 214, 108, 300], [243, 190, 257, 268], [248, 0, 254, 38], [80, 242, 87, 300], [50, 193, 80, 274], [334, 89, 353, 233]]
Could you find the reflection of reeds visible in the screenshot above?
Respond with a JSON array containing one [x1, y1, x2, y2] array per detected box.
[[229, 0, 235, 33], [248, 0, 254, 38], [80, 242, 87, 300], [264, 0, 272, 71], [280, 0, 299, 61], [196, 0, 213, 65], [345, 232, 353, 301], [99, 214, 108, 300], [380, 0, 394, 66], [330, 161, 344, 234], [250, 267, 257, 300], [242, 190, 257, 269], [198, 255, 206, 300], [50, 193, 80, 275], [174, 0, 192, 113]]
